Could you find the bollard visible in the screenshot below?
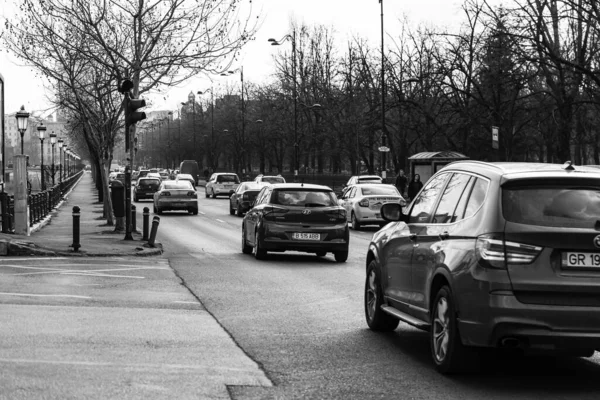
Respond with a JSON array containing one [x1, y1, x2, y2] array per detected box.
[[142, 207, 150, 241], [148, 216, 160, 247], [0, 192, 9, 233], [131, 204, 137, 233], [71, 205, 81, 252]]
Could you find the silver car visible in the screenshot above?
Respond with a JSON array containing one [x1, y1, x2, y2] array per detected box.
[[153, 180, 198, 215], [338, 184, 406, 230]]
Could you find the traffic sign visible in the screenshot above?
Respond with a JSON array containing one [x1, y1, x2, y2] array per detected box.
[[378, 146, 390, 152]]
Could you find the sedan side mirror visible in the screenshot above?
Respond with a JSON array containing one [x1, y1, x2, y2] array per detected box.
[[381, 203, 407, 222]]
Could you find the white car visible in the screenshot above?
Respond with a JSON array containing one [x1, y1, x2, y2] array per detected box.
[[254, 174, 286, 184], [205, 172, 241, 198], [176, 173, 196, 186], [338, 183, 406, 230]]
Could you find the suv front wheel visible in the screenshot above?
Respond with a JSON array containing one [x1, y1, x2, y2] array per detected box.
[[365, 260, 399, 331]]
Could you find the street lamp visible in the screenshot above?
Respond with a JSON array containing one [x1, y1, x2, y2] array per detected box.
[[37, 122, 46, 190], [50, 132, 56, 186], [379, 0, 389, 179], [167, 112, 173, 168], [198, 88, 214, 172], [15, 105, 30, 155], [64, 147, 69, 178], [57, 138, 63, 184], [269, 32, 297, 176], [221, 68, 247, 174]]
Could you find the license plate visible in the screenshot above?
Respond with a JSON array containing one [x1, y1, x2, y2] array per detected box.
[[292, 233, 320, 240], [562, 252, 600, 268]]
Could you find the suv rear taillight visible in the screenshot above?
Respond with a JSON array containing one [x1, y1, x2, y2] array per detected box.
[[476, 233, 543, 269]]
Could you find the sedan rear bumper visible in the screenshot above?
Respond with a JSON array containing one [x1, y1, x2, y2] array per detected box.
[[157, 198, 197, 210]]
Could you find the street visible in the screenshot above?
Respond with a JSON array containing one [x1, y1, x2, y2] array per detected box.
[[150, 195, 600, 399]]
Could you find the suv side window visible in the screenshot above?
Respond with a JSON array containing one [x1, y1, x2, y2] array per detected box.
[[463, 178, 489, 219], [431, 173, 472, 224], [408, 173, 448, 224]]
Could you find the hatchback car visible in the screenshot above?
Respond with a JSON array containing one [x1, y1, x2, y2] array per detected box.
[[242, 183, 349, 262], [254, 174, 286, 184], [134, 177, 161, 201], [153, 180, 198, 214], [205, 173, 240, 198], [176, 173, 196, 187], [364, 161, 600, 374], [339, 184, 406, 230], [229, 182, 264, 216]]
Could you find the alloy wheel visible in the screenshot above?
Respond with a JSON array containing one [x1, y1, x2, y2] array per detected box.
[[432, 297, 450, 363]]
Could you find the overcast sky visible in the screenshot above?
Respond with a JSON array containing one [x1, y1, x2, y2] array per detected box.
[[1, 0, 473, 117]]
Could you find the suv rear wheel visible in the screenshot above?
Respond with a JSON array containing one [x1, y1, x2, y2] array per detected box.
[[334, 250, 348, 263], [431, 285, 474, 374], [365, 260, 399, 331]]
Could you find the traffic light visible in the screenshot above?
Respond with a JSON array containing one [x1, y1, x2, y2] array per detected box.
[[124, 95, 146, 152]]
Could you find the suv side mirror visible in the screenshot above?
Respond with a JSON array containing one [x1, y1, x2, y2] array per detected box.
[[381, 203, 407, 222]]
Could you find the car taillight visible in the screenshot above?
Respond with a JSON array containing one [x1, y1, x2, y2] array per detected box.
[[263, 205, 289, 221], [326, 209, 346, 222], [187, 191, 197, 197], [358, 199, 369, 207], [476, 233, 542, 269], [160, 192, 171, 196]]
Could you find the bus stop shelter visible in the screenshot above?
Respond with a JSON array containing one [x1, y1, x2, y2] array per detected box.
[[408, 151, 469, 183]]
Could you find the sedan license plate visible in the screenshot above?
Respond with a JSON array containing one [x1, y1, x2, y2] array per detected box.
[[292, 233, 320, 241], [562, 252, 600, 268]]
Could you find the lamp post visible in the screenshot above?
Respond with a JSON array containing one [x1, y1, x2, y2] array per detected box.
[[57, 138, 63, 184], [37, 123, 46, 190], [64, 147, 69, 178], [167, 112, 172, 168], [269, 32, 297, 176], [50, 132, 56, 186], [15, 105, 30, 155], [198, 88, 214, 171], [379, 0, 388, 179], [221, 68, 246, 174]]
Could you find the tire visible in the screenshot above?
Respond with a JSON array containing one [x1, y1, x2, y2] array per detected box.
[[153, 205, 158, 214], [253, 229, 267, 260], [351, 212, 361, 230], [241, 226, 252, 254], [365, 260, 400, 331], [334, 250, 348, 263], [134, 194, 138, 202], [211, 189, 217, 199], [157, 207, 163, 215], [205, 190, 209, 198], [229, 202, 235, 215], [236, 205, 243, 217], [430, 285, 474, 374], [315, 251, 327, 257], [191, 208, 198, 215]]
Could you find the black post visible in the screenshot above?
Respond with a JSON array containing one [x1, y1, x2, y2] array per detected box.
[[124, 164, 133, 240], [71, 205, 81, 252], [142, 206, 149, 240], [40, 138, 45, 191], [148, 216, 160, 247], [131, 204, 137, 233]]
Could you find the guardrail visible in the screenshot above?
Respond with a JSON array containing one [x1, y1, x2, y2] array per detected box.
[[0, 170, 84, 233]]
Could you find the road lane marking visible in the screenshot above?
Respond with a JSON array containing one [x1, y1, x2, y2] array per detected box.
[[59, 272, 145, 279], [0, 292, 91, 299], [216, 219, 225, 223], [172, 301, 201, 305], [199, 211, 206, 215]]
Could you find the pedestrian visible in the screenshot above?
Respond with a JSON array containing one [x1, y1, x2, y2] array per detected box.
[[395, 169, 408, 197], [407, 174, 423, 201]]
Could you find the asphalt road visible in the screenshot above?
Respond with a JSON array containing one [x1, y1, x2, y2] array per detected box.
[[149, 193, 600, 400]]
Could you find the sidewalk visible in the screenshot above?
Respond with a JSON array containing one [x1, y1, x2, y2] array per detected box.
[[0, 172, 162, 257]]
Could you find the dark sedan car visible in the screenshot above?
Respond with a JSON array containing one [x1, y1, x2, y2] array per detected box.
[[133, 177, 160, 201], [365, 161, 600, 374], [241, 183, 349, 262], [230, 182, 264, 216]]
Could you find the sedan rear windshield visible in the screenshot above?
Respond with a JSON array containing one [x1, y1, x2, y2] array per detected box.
[[139, 179, 160, 186], [503, 182, 600, 228], [262, 176, 285, 184], [217, 175, 240, 183], [164, 182, 193, 190], [360, 186, 399, 196], [271, 189, 337, 207]]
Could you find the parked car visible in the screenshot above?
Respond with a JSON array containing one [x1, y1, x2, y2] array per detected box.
[[146, 172, 161, 181], [242, 183, 349, 262], [205, 172, 240, 198], [338, 183, 406, 230], [229, 182, 264, 216], [364, 160, 600, 374], [176, 173, 196, 187], [153, 180, 198, 215], [254, 174, 286, 184], [115, 172, 126, 185], [133, 177, 161, 201]]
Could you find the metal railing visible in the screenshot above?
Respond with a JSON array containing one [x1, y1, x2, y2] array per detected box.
[[0, 170, 84, 233]]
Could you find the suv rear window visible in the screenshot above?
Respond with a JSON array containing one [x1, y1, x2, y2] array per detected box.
[[271, 189, 337, 207], [503, 182, 600, 228]]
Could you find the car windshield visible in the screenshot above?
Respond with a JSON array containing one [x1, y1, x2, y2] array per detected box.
[[503, 182, 600, 228], [164, 182, 193, 190], [262, 176, 285, 184], [271, 189, 337, 207], [358, 178, 382, 183], [217, 175, 240, 183], [360, 186, 399, 196]]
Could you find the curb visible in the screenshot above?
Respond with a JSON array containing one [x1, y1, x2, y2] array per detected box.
[[0, 239, 163, 257]]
